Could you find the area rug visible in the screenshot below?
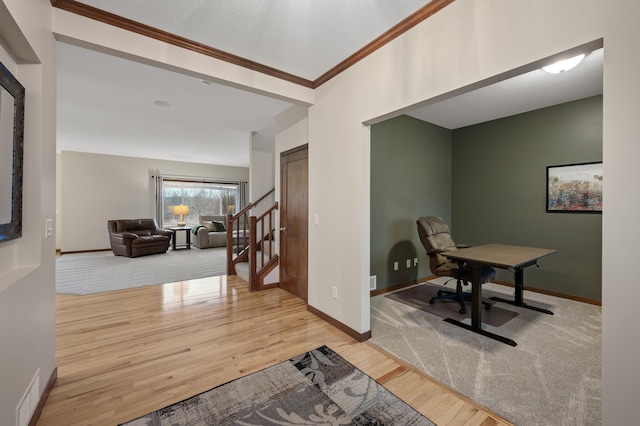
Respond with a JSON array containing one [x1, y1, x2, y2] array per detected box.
[[371, 280, 602, 426], [56, 247, 227, 295], [385, 283, 519, 327], [119, 345, 435, 425]]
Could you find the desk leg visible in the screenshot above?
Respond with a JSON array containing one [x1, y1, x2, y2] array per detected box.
[[444, 265, 517, 347], [490, 266, 554, 315], [471, 264, 482, 328]]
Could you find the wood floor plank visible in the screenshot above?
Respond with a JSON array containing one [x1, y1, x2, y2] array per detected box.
[[38, 275, 512, 425]]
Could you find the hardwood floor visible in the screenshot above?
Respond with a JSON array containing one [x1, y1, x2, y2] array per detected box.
[[38, 275, 512, 425]]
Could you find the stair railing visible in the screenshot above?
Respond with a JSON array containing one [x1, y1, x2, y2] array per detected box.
[[249, 202, 279, 291], [226, 188, 275, 276]]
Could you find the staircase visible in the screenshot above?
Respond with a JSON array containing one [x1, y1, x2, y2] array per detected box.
[[226, 189, 279, 291]]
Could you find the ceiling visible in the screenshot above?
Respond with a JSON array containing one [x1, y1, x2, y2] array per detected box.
[[55, 1, 603, 167]]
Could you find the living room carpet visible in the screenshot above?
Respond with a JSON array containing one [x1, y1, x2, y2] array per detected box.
[[371, 278, 601, 426], [119, 345, 435, 426], [385, 282, 519, 327], [56, 247, 228, 295]]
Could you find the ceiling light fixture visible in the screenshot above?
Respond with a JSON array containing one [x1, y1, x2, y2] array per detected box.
[[542, 53, 586, 74], [152, 100, 173, 108]]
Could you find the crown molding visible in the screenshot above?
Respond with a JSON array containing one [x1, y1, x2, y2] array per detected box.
[[50, 0, 314, 88], [50, 0, 455, 89], [313, 0, 455, 87]]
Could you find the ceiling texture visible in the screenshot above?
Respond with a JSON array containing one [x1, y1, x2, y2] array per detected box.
[[53, 0, 603, 167]]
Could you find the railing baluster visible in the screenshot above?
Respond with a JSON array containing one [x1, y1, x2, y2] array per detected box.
[[226, 198, 279, 291]]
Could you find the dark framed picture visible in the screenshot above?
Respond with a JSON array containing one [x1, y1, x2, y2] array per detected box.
[[546, 162, 602, 213]]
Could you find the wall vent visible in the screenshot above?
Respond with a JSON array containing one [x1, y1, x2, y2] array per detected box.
[[369, 275, 377, 291], [16, 369, 39, 426]]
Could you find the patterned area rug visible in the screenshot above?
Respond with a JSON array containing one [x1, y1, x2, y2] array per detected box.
[[120, 346, 435, 425]]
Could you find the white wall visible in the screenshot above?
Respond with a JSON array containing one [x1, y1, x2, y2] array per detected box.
[[0, 0, 56, 424], [250, 127, 276, 216], [602, 0, 640, 422], [307, 0, 605, 336], [59, 151, 249, 252], [304, 0, 637, 422]]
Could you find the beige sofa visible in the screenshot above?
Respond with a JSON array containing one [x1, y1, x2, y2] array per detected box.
[[192, 215, 228, 249]]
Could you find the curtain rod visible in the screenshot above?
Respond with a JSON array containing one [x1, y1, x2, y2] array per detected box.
[[150, 171, 247, 184]]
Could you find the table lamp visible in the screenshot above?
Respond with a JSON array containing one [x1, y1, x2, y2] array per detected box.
[[173, 205, 189, 227]]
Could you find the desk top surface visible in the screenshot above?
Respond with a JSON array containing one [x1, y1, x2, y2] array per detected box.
[[442, 244, 556, 268]]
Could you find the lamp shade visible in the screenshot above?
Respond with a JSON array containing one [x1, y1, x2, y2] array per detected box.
[[173, 205, 189, 215]]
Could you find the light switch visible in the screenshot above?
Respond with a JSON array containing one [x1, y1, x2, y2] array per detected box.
[[45, 219, 53, 238]]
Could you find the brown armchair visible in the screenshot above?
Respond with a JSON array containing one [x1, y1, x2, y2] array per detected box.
[[416, 216, 495, 314], [107, 219, 172, 258]]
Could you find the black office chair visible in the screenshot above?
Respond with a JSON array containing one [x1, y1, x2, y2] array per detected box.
[[416, 216, 495, 314]]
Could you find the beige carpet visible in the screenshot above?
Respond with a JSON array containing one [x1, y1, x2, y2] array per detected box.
[[371, 278, 601, 426], [56, 247, 227, 295], [385, 283, 519, 327]]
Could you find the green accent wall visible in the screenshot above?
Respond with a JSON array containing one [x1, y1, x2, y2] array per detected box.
[[370, 115, 452, 290], [370, 96, 602, 300], [452, 95, 602, 300]]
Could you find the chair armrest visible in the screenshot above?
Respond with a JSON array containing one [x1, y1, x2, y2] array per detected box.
[[153, 229, 173, 238], [428, 248, 446, 254], [110, 232, 137, 243], [195, 227, 210, 248]]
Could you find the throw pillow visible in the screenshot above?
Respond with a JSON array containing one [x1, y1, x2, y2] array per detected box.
[[212, 221, 226, 232], [204, 222, 215, 232]]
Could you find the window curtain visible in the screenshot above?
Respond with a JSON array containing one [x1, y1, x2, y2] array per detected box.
[[151, 171, 245, 225], [152, 169, 164, 226], [239, 181, 247, 211]]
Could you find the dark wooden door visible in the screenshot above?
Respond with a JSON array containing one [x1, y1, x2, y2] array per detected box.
[[280, 145, 308, 301]]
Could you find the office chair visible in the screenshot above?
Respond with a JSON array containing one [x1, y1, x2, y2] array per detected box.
[[416, 216, 495, 314]]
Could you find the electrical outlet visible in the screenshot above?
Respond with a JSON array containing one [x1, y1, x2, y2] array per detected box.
[[369, 275, 377, 291], [414, 257, 418, 266], [393, 261, 398, 271], [406, 259, 411, 268], [332, 286, 338, 299]]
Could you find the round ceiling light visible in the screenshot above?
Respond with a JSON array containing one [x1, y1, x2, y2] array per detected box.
[[152, 100, 174, 108], [542, 53, 586, 74]]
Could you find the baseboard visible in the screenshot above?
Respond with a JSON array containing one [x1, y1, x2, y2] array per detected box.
[[369, 276, 601, 306], [369, 275, 435, 297], [59, 248, 111, 255], [307, 305, 371, 342], [492, 279, 601, 306], [29, 367, 57, 426]]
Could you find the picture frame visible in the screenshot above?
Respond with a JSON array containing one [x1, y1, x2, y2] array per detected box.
[[0, 60, 25, 242], [546, 162, 602, 213]]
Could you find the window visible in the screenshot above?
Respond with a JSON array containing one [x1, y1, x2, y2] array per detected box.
[[161, 178, 242, 227]]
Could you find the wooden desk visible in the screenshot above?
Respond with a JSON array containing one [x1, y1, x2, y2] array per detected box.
[[442, 244, 556, 346]]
